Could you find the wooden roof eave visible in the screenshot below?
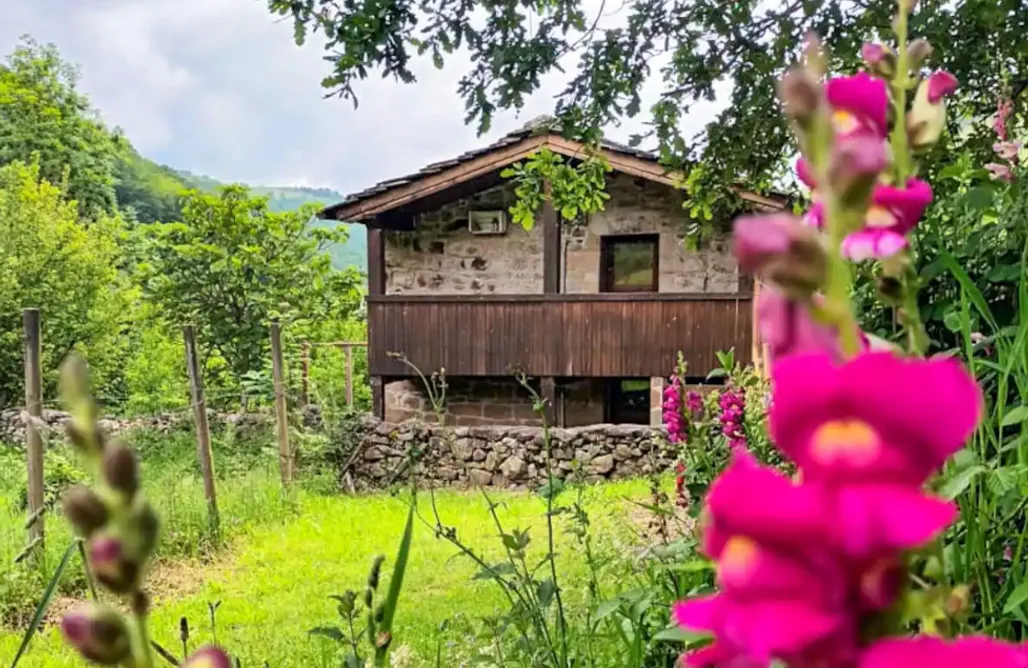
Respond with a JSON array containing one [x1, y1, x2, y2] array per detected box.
[[323, 134, 786, 224]]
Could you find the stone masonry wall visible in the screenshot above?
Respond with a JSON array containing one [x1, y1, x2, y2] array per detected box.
[[384, 184, 544, 295], [355, 418, 675, 489], [383, 175, 740, 296], [385, 378, 542, 426], [564, 174, 738, 294]]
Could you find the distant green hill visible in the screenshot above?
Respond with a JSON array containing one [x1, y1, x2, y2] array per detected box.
[[172, 170, 366, 273]]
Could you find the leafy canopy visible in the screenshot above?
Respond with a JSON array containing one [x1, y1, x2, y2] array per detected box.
[[138, 185, 364, 385], [0, 36, 121, 217], [0, 161, 129, 406], [271, 0, 1028, 199]]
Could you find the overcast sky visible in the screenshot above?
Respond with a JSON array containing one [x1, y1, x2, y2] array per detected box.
[[0, 0, 724, 196]]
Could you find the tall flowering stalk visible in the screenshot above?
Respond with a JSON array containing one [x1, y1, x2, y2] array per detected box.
[[58, 357, 230, 667], [671, 1, 1027, 665]]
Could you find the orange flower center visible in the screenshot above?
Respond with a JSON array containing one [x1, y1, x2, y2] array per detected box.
[[865, 206, 897, 228], [810, 418, 881, 465], [832, 110, 861, 135], [719, 535, 759, 584]]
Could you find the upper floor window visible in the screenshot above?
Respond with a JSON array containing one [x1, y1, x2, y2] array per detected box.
[[600, 234, 659, 292]]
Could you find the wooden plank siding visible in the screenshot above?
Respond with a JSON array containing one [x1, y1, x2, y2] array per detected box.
[[367, 293, 752, 379]]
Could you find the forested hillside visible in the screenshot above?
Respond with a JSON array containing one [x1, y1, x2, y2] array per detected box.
[[0, 36, 366, 411]]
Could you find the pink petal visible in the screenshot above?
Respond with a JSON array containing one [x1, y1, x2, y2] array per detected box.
[[706, 451, 831, 546], [860, 636, 1028, 668], [769, 354, 847, 465], [825, 73, 889, 135], [757, 287, 842, 362], [723, 600, 844, 663], [834, 484, 956, 557], [683, 641, 762, 668], [848, 353, 982, 468], [927, 71, 958, 104], [873, 179, 934, 232], [841, 230, 880, 260], [796, 158, 817, 189], [872, 230, 909, 258], [674, 595, 724, 632]]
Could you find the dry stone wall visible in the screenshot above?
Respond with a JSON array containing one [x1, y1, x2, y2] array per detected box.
[[352, 417, 675, 489]]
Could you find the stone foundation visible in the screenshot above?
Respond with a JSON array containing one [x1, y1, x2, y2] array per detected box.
[[353, 417, 675, 489], [0, 409, 273, 444]]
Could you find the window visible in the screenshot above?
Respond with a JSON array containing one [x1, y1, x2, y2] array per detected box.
[[600, 234, 659, 292], [604, 379, 651, 425]]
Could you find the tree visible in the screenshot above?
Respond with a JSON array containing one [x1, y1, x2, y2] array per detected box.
[[0, 36, 120, 217], [138, 185, 363, 389], [0, 161, 130, 407], [271, 0, 1028, 203]]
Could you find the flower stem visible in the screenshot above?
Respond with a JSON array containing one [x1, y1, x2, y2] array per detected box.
[[890, 6, 912, 185]]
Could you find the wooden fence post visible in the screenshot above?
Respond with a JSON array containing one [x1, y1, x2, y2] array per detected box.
[[23, 309, 44, 548], [300, 342, 311, 407], [344, 343, 354, 407], [183, 325, 219, 533], [270, 322, 292, 485]]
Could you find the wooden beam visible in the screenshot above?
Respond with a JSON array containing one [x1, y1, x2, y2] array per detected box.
[[541, 377, 559, 427], [330, 135, 549, 220], [23, 309, 44, 548], [367, 228, 385, 296], [371, 376, 385, 420], [541, 179, 561, 294]]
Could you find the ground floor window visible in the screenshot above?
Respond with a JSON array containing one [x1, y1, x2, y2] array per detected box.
[[604, 378, 651, 425]]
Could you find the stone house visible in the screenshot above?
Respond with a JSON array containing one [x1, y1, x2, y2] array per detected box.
[[319, 120, 783, 428]]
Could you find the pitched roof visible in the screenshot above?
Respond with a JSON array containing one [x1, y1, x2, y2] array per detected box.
[[320, 116, 785, 223]]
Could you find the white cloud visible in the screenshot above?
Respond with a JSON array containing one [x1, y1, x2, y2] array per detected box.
[[0, 0, 725, 195]]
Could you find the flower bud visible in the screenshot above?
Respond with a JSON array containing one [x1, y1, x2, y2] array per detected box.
[[944, 584, 972, 617], [62, 485, 108, 538], [733, 214, 828, 299], [182, 645, 233, 668], [827, 136, 889, 205], [778, 68, 823, 129], [908, 72, 957, 150], [368, 554, 385, 590], [61, 604, 131, 665], [906, 39, 933, 71], [861, 43, 895, 79], [102, 442, 139, 498], [136, 502, 161, 560], [65, 421, 104, 459], [88, 534, 141, 594]]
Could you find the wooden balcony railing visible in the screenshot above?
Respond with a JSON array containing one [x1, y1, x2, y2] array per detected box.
[[366, 293, 753, 379]]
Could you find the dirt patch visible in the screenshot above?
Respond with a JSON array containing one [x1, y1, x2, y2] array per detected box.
[[42, 554, 231, 628]]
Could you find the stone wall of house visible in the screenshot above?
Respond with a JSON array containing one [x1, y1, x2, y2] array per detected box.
[[382, 174, 740, 296], [354, 417, 675, 489], [384, 184, 544, 295], [563, 174, 739, 294], [384, 378, 542, 426], [385, 377, 612, 428]]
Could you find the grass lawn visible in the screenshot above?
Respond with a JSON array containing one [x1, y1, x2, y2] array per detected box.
[[1, 439, 655, 667]]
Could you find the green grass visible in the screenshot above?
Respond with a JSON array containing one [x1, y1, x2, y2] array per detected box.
[[0, 422, 658, 666], [0, 478, 651, 666]]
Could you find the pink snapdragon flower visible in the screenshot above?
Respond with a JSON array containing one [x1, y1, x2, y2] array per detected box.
[[994, 141, 1022, 161], [926, 71, 959, 104], [718, 389, 747, 450], [859, 635, 1028, 667], [995, 98, 1014, 141], [825, 73, 890, 138], [685, 390, 704, 418], [768, 352, 980, 558], [663, 376, 686, 443], [769, 352, 981, 486], [987, 162, 1016, 183], [807, 179, 933, 260], [183, 646, 233, 667], [757, 286, 866, 363]]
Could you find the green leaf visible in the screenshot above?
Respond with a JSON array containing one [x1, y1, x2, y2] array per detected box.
[[308, 626, 345, 642], [653, 625, 708, 643], [965, 186, 994, 211], [1003, 580, 1028, 614], [1002, 406, 1028, 427], [537, 579, 556, 608], [10, 540, 79, 668], [942, 310, 963, 333], [705, 368, 728, 381], [377, 503, 415, 634], [939, 464, 986, 500], [938, 249, 998, 332], [986, 263, 1021, 283]]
